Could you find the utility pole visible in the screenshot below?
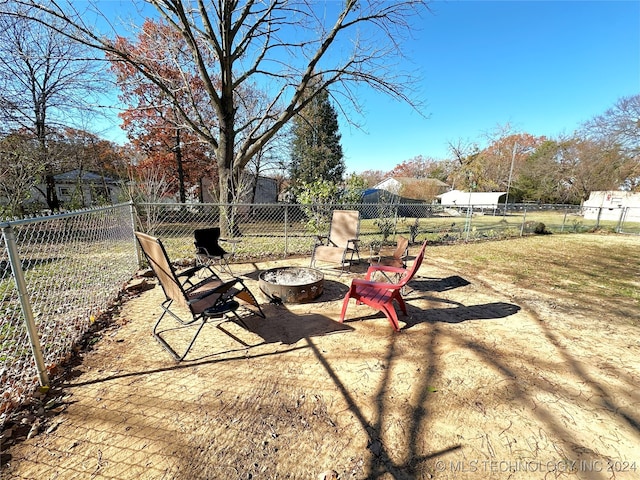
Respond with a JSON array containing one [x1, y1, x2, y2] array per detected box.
[[504, 142, 518, 218]]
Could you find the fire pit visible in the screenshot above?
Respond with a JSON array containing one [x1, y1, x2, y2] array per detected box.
[[259, 267, 324, 303]]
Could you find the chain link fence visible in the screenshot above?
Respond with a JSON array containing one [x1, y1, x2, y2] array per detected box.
[[134, 202, 640, 260], [2, 200, 639, 423], [1, 204, 137, 423]]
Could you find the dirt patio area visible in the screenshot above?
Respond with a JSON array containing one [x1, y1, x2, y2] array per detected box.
[[2, 237, 639, 479]]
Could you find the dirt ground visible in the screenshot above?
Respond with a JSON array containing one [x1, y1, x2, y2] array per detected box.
[[1, 237, 639, 479]]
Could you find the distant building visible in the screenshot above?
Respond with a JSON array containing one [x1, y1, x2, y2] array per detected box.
[[363, 177, 449, 203], [583, 191, 640, 222], [438, 190, 507, 210], [201, 174, 278, 204], [31, 170, 122, 208]]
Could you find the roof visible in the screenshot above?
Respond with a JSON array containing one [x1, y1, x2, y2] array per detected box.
[[54, 169, 118, 184], [372, 176, 449, 191]]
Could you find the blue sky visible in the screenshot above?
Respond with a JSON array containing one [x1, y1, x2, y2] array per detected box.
[[340, 0, 640, 173], [95, 1, 639, 175]]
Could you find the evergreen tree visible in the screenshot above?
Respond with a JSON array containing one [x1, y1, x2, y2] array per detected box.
[[290, 86, 344, 189]]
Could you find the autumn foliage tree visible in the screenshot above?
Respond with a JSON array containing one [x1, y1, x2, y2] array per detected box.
[[388, 155, 449, 181], [8, 0, 429, 234], [359, 169, 387, 188], [110, 20, 214, 202]]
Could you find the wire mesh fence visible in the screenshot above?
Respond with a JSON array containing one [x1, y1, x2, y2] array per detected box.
[[134, 202, 640, 261], [1, 200, 639, 423], [1, 204, 137, 421]]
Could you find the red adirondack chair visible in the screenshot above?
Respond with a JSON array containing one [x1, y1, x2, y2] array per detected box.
[[339, 241, 427, 331]]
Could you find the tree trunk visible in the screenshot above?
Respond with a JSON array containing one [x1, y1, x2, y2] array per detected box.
[[45, 174, 60, 212], [174, 128, 186, 203]]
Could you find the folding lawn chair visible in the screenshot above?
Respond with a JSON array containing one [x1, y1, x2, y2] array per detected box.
[[135, 232, 265, 361], [369, 235, 410, 281], [310, 209, 361, 271], [194, 227, 239, 276]]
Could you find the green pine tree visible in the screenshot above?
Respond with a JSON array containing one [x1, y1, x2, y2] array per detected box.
[[290, 86, 344, 189]]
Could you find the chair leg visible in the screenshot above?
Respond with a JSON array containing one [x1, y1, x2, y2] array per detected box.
[[380, 305, 401, 332], [153, 310, 208, 362], [393, 293, 407, 315], [219, 256, 235, 276], [339, 293, 352, 322]]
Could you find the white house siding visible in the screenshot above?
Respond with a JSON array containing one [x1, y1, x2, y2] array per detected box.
[[583, 191, 640, 222], [438, 190, 506, 209]]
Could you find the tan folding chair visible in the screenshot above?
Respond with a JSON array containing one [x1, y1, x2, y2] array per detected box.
[[135, 232, 265, 361], [369, 235, 410, 283], [310, 209, 361, 271]]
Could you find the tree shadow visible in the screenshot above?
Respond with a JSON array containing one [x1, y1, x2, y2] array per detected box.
[[305, 322, 466, 478], [240, 304, 353, 345], [409, 275, 471, 292], [403, 301, 522, 328]]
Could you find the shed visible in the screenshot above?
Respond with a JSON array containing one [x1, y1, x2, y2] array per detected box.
[[582, 191, 640, 223], [438, 190, 507, 210]]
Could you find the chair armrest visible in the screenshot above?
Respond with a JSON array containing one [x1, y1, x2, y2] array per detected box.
[[176, 265, 206, 278], [187, 278, 239, 303], [220, 237, 240, 254], [314, 235, 329, 246], [351, 278, 399, 290]]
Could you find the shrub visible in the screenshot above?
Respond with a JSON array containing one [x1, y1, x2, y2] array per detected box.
[[534, 222, 551, 235], [374, 218, 394, 242]]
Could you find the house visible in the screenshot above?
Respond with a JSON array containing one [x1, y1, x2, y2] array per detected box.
[[438, 190, 507, 212], [201, 174, 278, 204], [363, 177, 449, 203], [582, 191, 640, 223], [31, 169, 122, 208]]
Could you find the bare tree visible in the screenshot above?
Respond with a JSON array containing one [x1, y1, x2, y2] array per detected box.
[[0, 11, 112, 211], [0, 132, 43, 217], [124, 157, 176, 234], [3, 0, 429, 232], [581, 94, 640, 190], [582, 94, 640, 157]]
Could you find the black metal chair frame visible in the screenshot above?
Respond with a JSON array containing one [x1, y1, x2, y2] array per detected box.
[[194, 227, 239, 276], [136, 232, 265, 361]]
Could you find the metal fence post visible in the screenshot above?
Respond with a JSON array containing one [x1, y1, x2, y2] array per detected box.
[[284, 204, 289, 257], [520, 208, 527, 236], [129, 201, 143, 267], [1, 223, 50, 387], [616, 207, 627, 233]]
